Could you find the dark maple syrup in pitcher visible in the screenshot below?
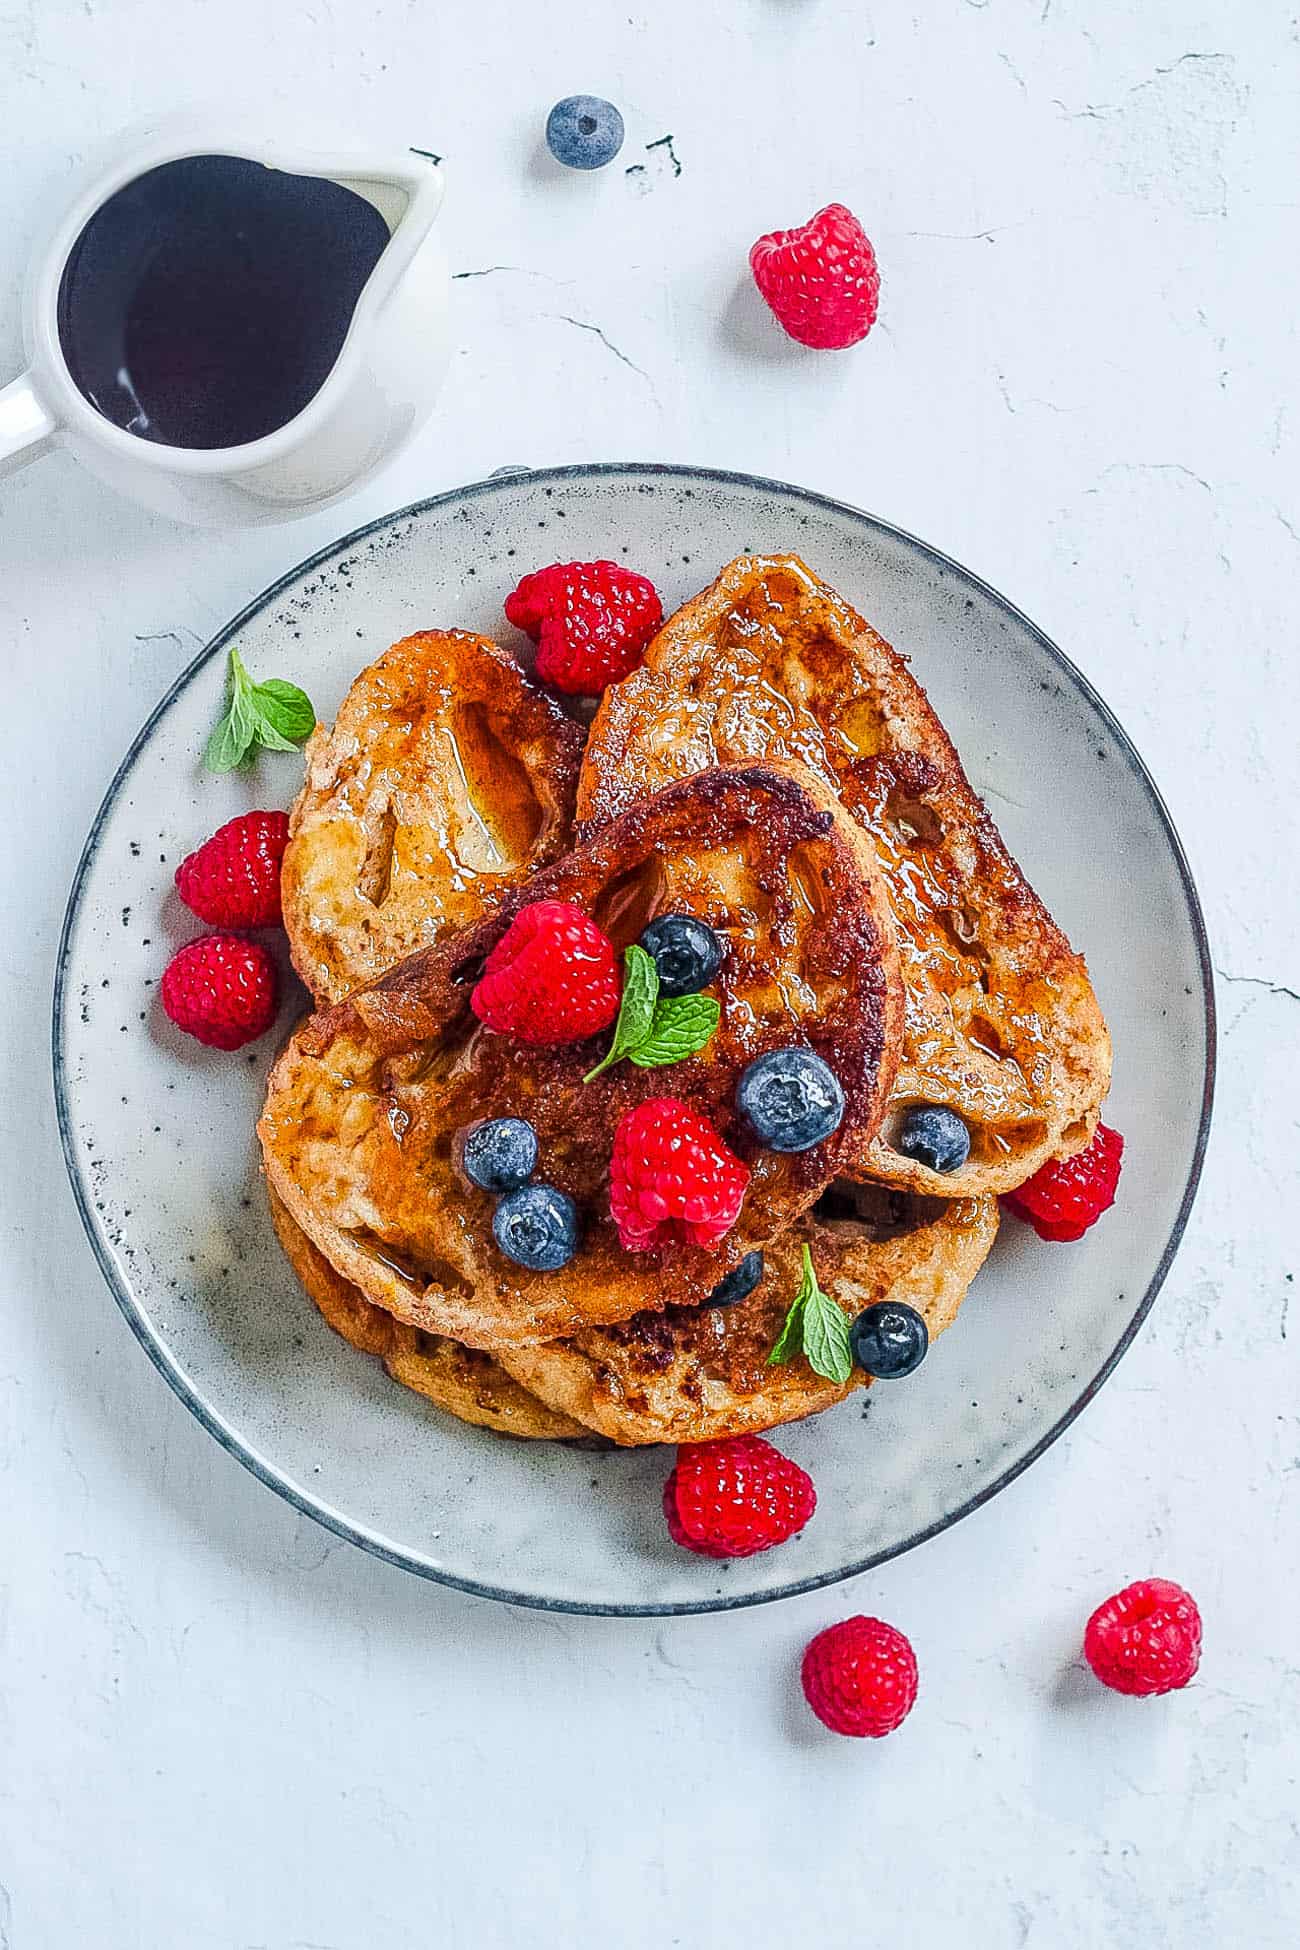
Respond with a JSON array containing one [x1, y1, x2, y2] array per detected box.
[[56, 155, 391, 449]]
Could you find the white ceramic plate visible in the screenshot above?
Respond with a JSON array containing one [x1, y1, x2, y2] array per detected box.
[[53, 464, 1214, 1614]]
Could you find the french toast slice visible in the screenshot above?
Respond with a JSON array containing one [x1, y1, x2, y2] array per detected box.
[[259, 764, 904, 1351], [578, 554, 1111, 1196], [273, 1178, 994, 1447], [267, 1187, 585, 1439], [282, 630, 584, 1004], [498, 1187, 998, 1446]]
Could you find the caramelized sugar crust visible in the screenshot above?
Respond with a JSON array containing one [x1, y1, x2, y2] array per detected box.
[[578, 555, 1111, 1195], [260, 765, 903, 1351], [282, 630, 584, 1004]]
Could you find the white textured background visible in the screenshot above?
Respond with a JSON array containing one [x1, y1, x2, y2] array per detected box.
[[2, 2, 1298, 1945]]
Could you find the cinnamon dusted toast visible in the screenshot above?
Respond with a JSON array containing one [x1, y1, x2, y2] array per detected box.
[[272, 1175, 993, 1448], [499, 1186, 998, 1446], [578, 555, 1111, 1196], [259, 764, 903, 1352]]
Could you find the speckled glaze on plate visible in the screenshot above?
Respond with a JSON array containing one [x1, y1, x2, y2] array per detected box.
[[52, 464, 1214, 1615]]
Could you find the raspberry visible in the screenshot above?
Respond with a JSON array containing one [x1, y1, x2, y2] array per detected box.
[[1084, 1579, 1202, 1697], [472, 901, 620, 1045], [609, 1097, 749, 1251], [505, 560, 663, 695], [750, 202, 880, 351], [1003, 1122, 1124, 1241], [801, 1616, 918, 1738], [161, 933, 278, 1050], [175, 810, 290, 929], [663, 1435, 815, 1558]]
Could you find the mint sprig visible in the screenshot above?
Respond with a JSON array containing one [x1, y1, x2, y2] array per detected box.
[[204, 648, 316, 772], [628, 991, 720, 1066], [584, 944, 659, 1080], [766, 1243, 853, 1384], [583, 943, 721, 1082]]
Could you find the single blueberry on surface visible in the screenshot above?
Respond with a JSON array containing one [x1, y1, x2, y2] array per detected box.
[[850, 1301, 929, 1379], [639, 913, 725, 997], [462, 1117, 539, 1193], [492, 1183, 580, 1271], [707, 1251, 764, 1308], [897, 1105, 970, 1175], [545, 96, 625, 170], [736, 1047, 845, 1153]]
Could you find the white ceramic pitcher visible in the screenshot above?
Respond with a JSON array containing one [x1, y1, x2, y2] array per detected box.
[[0, 120, 449, 525]]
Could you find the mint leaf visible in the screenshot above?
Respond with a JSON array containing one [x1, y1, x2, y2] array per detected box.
[[204, 650, 257, 772], [801, 1283, 854, 1384], [628, 992, 720, 1068], [583, 944, 659, 1081], [243, 709, 301, 755], [766, 1299, 805, 1367], [204, 648, 316, 772], [767, 1245, 816, 1368], [204, 690, 256, 771], [252, 677, 316, 745], [766, 1244, 852, 1383]]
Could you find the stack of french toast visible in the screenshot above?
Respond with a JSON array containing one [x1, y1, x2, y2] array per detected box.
[[258, 553, 1111, 1447]]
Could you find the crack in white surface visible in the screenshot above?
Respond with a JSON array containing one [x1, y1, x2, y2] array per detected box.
[[1058, 50, 1231, 120], [452, 265, 559, 282], [905, 224, 1010, 243], [644, 133, 682, 177], [995, 373, 1074, 418], [1216, 969, 1300, 1005], [1101, 460, 1215, 493], [133, 627, 203, 652], [547, 313, 658, 398], [998, 50, 1028, 95], [1055, 52, 1244, 219]]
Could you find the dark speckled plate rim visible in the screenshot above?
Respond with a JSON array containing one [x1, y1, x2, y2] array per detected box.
[[52, 460, 1216, 1618]]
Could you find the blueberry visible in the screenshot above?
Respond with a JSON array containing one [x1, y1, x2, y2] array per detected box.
[[492, 1183, 580, 1271], [639, 913, 725, 997], [736, 1047, 845, 1153], [850, 1302, 929, 1379], [461, 1117, 539, 1193], [545, 96, 625, 170], [897, 1105, 970, 1175], [707, 1251, 764, 1308]]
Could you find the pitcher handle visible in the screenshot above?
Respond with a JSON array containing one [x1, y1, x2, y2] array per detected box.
[[0, 371, 58, 477]]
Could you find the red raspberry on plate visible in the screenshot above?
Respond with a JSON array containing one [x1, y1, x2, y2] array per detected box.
[[1084, 1578, 1202, 1697], [1002, 1122, 1124, 1241], [663, 1435, 815, 1558], [161, 933, 278, 1051], [750, 202, 880, 350], [505, 559, 663, 694], [472, 900, 620, 1045], [175, 810, 290, 929], [801, 1616, 918, 1738], [609, 1096, 750, 1251]]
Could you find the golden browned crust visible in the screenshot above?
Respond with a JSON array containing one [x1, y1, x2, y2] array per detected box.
[[259, 764, 903, 1351], [282, 630, 584, 1003], [578, 555, 1111, 1195], [498, 1188, 999, 1445], [267, 1186, 585, 1440]]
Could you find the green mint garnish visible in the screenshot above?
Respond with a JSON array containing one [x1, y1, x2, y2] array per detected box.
[[627, 992, 720, 1068], [583, 943, 721, 1082], [204, 648, 316, 772], [766, 1243, 853, 1384], [583, 944, 660, 1080]]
